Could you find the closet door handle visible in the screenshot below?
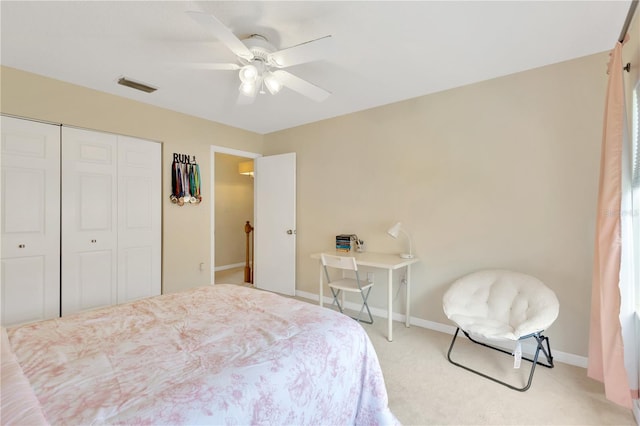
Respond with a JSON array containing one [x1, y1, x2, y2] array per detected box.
[[91, 239, 97, 243], [18, 244, 25, 248]]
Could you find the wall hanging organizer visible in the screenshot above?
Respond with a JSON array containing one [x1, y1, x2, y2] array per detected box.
[[170, 153, 202, 206]]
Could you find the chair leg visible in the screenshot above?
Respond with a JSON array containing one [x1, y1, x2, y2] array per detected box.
[[356, 287, 374, 324], [329, 287, 374, 324], [330, 288, 344, 314], [447, 328, 554, 392]]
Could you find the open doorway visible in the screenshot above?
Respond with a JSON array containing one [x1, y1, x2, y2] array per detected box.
[[209, 146, 260, 285]]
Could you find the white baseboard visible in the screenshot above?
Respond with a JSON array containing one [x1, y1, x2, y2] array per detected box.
[[295, 290, 588, 368], [214, 263, 245, 272]]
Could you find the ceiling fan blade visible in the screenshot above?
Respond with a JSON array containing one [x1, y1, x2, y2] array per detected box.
[[272, 70, 331, 102], [268, 35, 333, 68], [186, 11, 254, 61], [186, 62, 241, 70]]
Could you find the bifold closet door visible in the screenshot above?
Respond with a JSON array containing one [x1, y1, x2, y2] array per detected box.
[[62, 127, 118, 316], [1, 116, 61, 326], [62, 128, 161, 315], [117, 136, 161, 303]]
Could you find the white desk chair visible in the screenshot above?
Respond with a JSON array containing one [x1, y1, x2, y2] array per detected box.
[[321, 254, 374, 324], [443, 269, 559, 391]]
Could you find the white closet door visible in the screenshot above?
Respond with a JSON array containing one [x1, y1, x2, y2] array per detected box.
[[1, 116, 61, 326], [117, 136, 161, 302], [62, 127, 118, 316]]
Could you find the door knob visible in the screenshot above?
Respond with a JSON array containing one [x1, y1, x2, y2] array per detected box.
[[286, 229, 296, 235], [18, 244, 25, 248], [91, 239, 97, 243]]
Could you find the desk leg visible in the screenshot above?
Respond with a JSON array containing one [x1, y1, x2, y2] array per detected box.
[[319, 262, 324, 307], [387, 268, 393, 342], [405, 264, 411, 328]]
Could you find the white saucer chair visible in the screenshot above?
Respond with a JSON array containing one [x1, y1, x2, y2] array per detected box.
[[442, 269, 559, 391]]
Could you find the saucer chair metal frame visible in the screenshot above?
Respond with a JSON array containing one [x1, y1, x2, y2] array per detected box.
[[447, 328, 554, 392]]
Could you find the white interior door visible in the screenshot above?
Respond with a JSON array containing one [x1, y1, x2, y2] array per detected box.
[[62, 127, 118, 315], [117, 136, 161, 302], [1, 116, 60, 326], [254, 153, 296, 296]]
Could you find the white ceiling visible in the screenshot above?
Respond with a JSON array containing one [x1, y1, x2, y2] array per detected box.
[[0, 1, 632, 134]]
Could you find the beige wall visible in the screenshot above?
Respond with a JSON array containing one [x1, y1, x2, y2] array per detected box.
[[0, 66, 263, 294], [214, 154, 254, 267], [264, 52, 610, 357]]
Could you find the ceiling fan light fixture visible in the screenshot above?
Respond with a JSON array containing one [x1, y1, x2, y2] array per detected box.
[[239, 81, 257, 97], [239, 65, 258, 83], [264, 72, 282, 95], [186, 11, 333, 104]]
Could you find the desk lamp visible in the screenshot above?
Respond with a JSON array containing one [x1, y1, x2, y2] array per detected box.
[[387, 222, 414, 259]]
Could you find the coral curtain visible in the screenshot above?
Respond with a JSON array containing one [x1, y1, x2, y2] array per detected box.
[[587, 39, 633, 409]]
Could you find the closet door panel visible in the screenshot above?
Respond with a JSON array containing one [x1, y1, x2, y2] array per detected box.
[[3, 169, 45, 232], [117, 136, 161, 302], [62, 127, 118, 316], [121, 247, 153, 301], [1, 116, 60, 326], [2, 257, 46, 325], [78, 250, 114, 310]]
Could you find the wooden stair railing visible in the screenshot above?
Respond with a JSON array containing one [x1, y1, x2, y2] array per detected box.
[[244, 221, 254, 284]]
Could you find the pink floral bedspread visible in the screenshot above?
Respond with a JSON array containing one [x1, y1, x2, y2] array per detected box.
[[4, 284, 397, 425]]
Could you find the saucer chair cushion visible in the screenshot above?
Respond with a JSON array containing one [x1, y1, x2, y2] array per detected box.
[[443, 269, 559, 342]]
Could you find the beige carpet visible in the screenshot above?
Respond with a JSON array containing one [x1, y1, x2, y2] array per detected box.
[[215, 267, 636, 425], [363, 318, 635, 425]]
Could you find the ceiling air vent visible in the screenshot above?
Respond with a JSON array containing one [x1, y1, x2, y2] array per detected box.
[[117, 77, 157, 93]]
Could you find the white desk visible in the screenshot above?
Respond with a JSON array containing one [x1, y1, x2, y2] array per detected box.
[[311, 251, 420, 342]]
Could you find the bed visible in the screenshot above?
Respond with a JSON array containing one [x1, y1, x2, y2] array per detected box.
[[1, 284, 397, 425]]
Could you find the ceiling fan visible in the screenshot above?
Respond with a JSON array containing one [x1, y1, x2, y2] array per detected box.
[[187, 11, 333, 104]]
